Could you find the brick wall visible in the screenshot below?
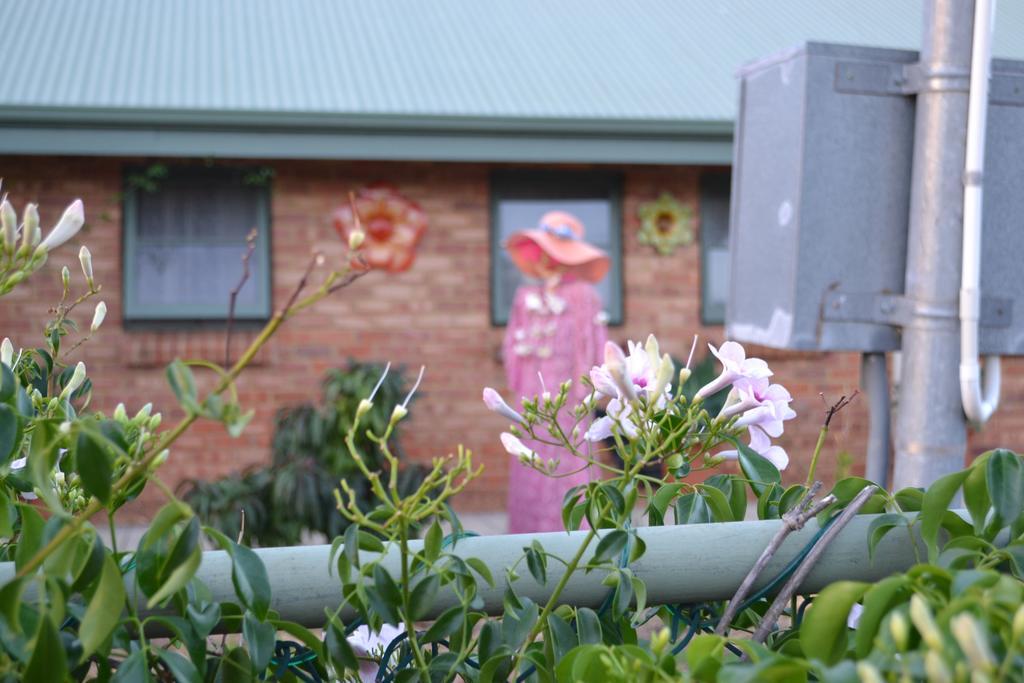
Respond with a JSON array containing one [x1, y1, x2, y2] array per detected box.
[[1, 156, 1019, 521]]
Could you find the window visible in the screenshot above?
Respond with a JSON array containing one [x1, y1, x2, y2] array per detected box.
[[123, 165, 272, 322], [700, 172, 731, 325], [490, 170, 623, 326]]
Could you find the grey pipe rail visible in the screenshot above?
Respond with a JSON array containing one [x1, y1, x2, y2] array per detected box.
[[3, 511, 937, 630]]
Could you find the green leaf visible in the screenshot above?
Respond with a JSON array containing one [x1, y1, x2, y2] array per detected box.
[[24, 613, 66, 683], [986, 449, 1023, 529], [76, 430, 113, 504], [423, 605, 464, 643], [230, 544, 272, 620], [698, 484, 735, 522], [187, 602, 221, 639], [736, 440, 781, 498], [852, 576, 908, 658], [325, 619, 359, 673], [893, 487, 925, 512], [424, 520, 443, 563], [156, 649, 202, 683], [920, 469, 971, 561], [373, 564, 403, 607], [686, 633, 725, 682], [0, 363, 16, 403], [675, 492, 712, 525], [612, 570, 633, 618], [14, 503, 45, 572], [576, 607, 602, 645], [166, 360, 200, 413], [546, 614, 578, 661], [526, 546, 547, 585], [111, 648, 151, 682], [410, 574, 440, 621], [650, 483, 685, 522], [866, 513, 910, 561], [147, 545, 201, 607], [963, 461, 992, 534], [592, 530, 628, 564], [243, 611, 276, 672], [0, 404, 22, 466], [215, 646, 253, 683], [466, 557, 494, 586], [79, 553, 127, 660], [799, 580, 868, 665]]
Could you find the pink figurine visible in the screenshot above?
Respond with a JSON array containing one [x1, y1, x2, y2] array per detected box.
[[501, 211, 610, 533]]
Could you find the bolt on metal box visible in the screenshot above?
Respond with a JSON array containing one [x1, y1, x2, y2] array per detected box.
[[726, 42, 1024, 353]]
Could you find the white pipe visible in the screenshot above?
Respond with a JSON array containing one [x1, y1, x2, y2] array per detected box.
[[960, 0, 1001, 427]]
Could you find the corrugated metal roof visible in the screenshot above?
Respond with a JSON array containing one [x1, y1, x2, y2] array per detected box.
[[2, 0, 1023, 125]]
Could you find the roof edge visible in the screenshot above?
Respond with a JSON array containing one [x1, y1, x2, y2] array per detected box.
[[0, 105, 734, 137]]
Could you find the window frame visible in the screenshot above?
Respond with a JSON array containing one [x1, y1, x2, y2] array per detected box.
[[699, 171, 732, 326], [489, 169, 624, 327], [122, 164, 273, 323]]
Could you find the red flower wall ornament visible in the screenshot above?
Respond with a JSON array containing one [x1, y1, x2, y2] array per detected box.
[[332, 183, 427, 272]]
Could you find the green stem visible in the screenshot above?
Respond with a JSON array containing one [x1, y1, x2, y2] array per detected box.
[[805, 426, 829, 488], [399, 518, 430, 679]]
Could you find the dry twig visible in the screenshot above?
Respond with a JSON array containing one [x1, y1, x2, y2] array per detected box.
[[749, 483, 878, 645], [224, 228, 258, 366], [715, 481, 834, 636]]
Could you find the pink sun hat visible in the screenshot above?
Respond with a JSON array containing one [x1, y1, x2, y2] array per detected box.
[[505, 210, 611, 283]]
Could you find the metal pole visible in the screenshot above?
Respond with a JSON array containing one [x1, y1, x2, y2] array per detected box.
[[862, 353, 892, 488], [0, 513, 932, 631], [894, 0, 975, 489]]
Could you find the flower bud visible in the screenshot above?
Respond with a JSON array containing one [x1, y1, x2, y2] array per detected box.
[[54, 471, 66, 487], [1013, 604, 1024, 642], [0, 338, 13, 367], [39, 199, 84, 252], [113, 403, 128, 422], [355, 398, 373, 420], [148, 414, 162, 430], [59, 361, 86, 399], [650, 627, 670, 656], [889, 611, 910, 651], [348, 230, 365, 251], [390, 404, 408, 424], [482, 387, 524, 424], [651, 353, 674, 400], [151, 450, 169, 468], [678, 367, 692, 387], [135, 403, 152, 420], [924, 651, 953, 683], [20, 204, 38, 249], [61, 266, 70, 289], [855, 662, 884, 683], [0, 201, 16, 254], [90, 301, 106, 332], [950, 614, 994, 671], [910, 594, 943, 650], [58, 421, 71, 435], [79, 245, 93, 285]]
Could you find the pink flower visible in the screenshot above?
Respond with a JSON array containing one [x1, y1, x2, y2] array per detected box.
[[591, 338, 671, 407], [347, 623, 405, 683], [500, 432, 537, 462], [695, 341, 772, 401], [482, 387, 524, 424], [718, 377, 796, 438], [584, 398, 639, 442]]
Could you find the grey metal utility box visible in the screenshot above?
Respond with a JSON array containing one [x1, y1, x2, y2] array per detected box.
[[727, 42, 1024, 354]]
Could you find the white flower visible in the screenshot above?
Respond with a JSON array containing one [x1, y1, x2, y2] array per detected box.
[[500, 432, 537, 463], [60, 361, 86, 399], [695, 341, 772, 401], [38, 199, 85, 252], [482, 387, 524, 424], [585, 398, 639, 442], [0, 200, 16, 253], [90, 301, 107, 332], [346, 623, 405, 683], [719, 377, 796, 438], [79, 245, 93, 283], [0, 338, 13, 367], [847, 603, 863, 629]]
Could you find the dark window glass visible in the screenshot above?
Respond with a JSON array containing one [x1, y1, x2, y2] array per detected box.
[[700, 172, 731, 325], [490, 170, 622, 325], [123, 166, 271, 321]]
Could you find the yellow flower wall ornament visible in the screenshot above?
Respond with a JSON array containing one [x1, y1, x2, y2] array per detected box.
[[637, 193, 694, 255]]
